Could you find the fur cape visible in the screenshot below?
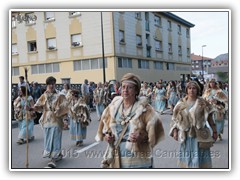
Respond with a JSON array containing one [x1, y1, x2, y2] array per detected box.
[[69, 98, 91, 126], [34, 91, 69, 128], [202, 88, 228, 113], [95, 96, 164, 152], [169, 97, 214, 143]]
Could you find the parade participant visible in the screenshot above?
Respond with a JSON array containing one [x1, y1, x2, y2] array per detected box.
[[167, 81, 179, 115], [202, 79, 228, 141], [81, 79, 90, 106], [93, 82, 105, 119], [69, 90, 91, 146], [61, 83, 72, 130], [14, 86, 35, 144], [139, 81, 152, 104], [154, 83, 167, 115], [96, 73, 164, 168], [32, 76, 69, 168], [169, 81, 218, 168]]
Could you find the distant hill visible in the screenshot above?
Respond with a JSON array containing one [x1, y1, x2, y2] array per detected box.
[[214, 53, 228, 61]]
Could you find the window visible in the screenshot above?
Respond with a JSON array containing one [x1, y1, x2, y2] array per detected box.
[[136, 35, 142, 46], [154, 62, 163, 70], [186, 29, 190, 37], [73, 61, 81, 71], [25, 13, 36, 25], [135, 12, 141, 19], [154, 16, 161, 26], [168, 20, 172, 30], [71, 34, 82, 47], [45, 12, 55, 21], [138, 60, 149, 69], [119, 30, 125, 43], [155, 40, 162, 51], [178, 46, 182, 55], [168, 43, 172, 53], [12, 44, 18, 54], [82, 60, 90, 70], [39, 64, 45, 74], [99, 58, 108, 69], [73, 58, 108, 71], [12, 67, 19, 76], [91, 59, 99, 69], [27, 41, 37, 52], [12, 16, 16, 28], [187, 48, 190, 56], [118, 57, 132, 68], [166, 63, 175, 70], [31, 63, 60, 74], [47, 38, 57, 50], [69, 12, 81, 16], [178, 25, 181, 34], [52, 63, 60, 72]]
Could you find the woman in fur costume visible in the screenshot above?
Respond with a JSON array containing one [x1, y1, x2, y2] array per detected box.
[[95, 73, 164, 168], [31, 76, 69, 168], [13, 86, 35, 144], [169, 81, 218, 168], [93, 82, 105, 119], [202, 79, 228, 141], [69, 90, 91, 146]]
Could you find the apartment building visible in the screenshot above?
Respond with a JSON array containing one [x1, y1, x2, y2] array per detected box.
[[191, 53, 213, 77], [11, 11, 194, 84]]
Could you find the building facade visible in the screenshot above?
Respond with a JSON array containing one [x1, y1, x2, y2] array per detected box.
[[11, 11, 194, 84]]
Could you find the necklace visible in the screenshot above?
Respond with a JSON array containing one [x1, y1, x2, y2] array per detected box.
[[119, 101, 136, 126]]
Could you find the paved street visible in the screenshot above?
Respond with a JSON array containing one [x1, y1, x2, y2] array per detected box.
[[11, 109, 229, 169]]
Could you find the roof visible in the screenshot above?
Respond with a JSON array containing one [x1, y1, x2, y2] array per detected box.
[[191, 53, 213, 61], [159, 12, 195, 28]]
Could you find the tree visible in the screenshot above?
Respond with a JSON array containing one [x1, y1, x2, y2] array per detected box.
[[216, 71, 228, 82]]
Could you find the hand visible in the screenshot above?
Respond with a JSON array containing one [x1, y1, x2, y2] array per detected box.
[[25, 105, 31, 111], [173, 129, 178, 141], [129, 132, 147, 143], [104, 133, 115, 144], [212, 132, 218, 141]]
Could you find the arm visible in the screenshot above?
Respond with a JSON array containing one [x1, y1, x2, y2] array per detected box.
[[207, 113, 218, 141]]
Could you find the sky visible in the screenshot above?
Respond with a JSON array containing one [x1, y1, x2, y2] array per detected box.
[[173, 11, 229, 59]]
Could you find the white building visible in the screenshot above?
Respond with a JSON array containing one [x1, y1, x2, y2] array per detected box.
[[11, 11, 194, 84]]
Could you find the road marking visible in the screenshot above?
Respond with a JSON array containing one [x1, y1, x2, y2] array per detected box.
[[76, 141, 100, 154]]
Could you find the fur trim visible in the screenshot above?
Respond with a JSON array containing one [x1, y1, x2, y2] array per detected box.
[[169, 97, 213, 143], [95, 96, 165, 152]]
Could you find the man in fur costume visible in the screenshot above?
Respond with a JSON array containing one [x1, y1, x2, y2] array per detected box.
[[95, 73, 164, 168], [169, 81, 218, 168], [32, 76, 69, 168]]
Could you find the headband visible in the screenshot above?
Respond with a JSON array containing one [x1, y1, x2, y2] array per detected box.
[[122, 80, 137, 85]]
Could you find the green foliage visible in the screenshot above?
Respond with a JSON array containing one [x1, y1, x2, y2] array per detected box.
[[216, 71, 228, 82]]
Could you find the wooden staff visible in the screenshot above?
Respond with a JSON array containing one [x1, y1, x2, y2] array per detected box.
[[24, 67, 29, 168]]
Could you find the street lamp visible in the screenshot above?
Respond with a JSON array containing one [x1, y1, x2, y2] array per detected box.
[[101, 12, 106, 84], [201, 45, 207, 82]]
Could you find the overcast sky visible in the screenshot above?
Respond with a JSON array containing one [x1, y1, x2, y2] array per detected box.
[[172, 11, 229, 59]]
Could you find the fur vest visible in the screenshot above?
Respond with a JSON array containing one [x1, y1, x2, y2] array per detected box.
[[169, 97, 214, 143], [34, 92, 69, 128], [95, 96, 164, 152], [202, 88, 228, 113], [69, 98, 91, 126]]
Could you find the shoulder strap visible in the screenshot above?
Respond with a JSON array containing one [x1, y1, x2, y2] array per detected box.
[[115, 123, 130, 148]]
